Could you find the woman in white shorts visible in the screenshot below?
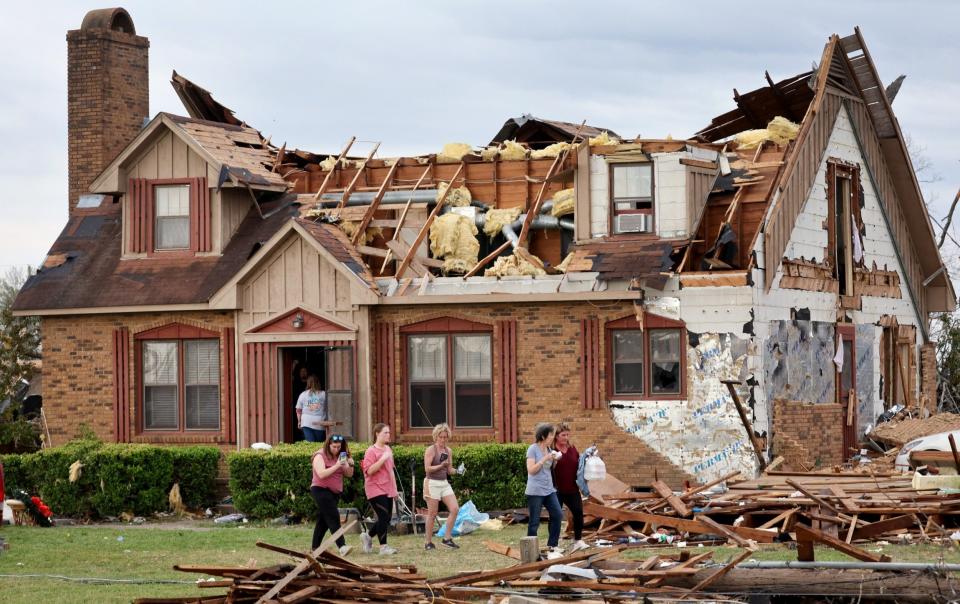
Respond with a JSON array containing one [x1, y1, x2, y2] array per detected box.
[[423, 423, 460, 550]]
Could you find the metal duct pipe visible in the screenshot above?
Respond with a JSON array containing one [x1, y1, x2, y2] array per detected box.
[[318, 190, 489, 211], [738, 560, 960, 572]]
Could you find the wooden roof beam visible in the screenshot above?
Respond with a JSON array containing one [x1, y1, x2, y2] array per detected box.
[[765, 71, 801, 122], [350, 160, 399, 245], [333, 142, 380, 218], [312, 136, 356, 202], [733, 88, 766, 129], [395, 162, 465, 279]]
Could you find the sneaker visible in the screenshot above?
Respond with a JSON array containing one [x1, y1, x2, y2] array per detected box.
[[424, 542, 436, 551], [546, 547, 564, 560], [338, 545, 353, 557], [360, 532, 373, 554], [379, 544, 398, 555], [441, 539, 460, 549], [570, 540, 589, 552]]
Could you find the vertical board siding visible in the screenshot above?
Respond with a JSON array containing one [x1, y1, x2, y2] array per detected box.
[[764, 93, 842, 290], [845, 101, 926, 319], [496, 319, 518, 443], [223, 328, 237, 444], [374, 323, 396, 427], [579, 318, 602, 409], [244, 342, 278, 446], [112, 327, 130, 442]]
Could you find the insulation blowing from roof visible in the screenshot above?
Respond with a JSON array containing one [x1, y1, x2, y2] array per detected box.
[[734, 116, 800, 149], [437, 142, 473, 163], [550, 188, 575, 217], [429, 213, 480, 274], [485, 253, 546, 277], [436, 182, 472, 207], [482, 207, 522, 239]]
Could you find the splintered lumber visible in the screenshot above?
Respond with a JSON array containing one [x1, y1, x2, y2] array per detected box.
[[436, 545, 624, 586], [312, 136, 356, 201], [721, 380, 767, 470], [695, 514, 751, 547], [785, 479, 841, 514], [256, 519, 355, 602], [582, 502, 776, 543], [651, 480, 691, 517], [379, 165, 431, 274], [850, 514, 917, 541], [333, 143, 380, 216], [794, 523, 892, 563], [396, 162, 465, 279], [484, 540, 521, 560], [682, 549, 753, 596], [351, 159, 400, 245]]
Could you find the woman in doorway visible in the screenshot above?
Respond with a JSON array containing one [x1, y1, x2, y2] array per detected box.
[[552, 423, 587, 551], [310, 434, 354, 556], [526, 422, 563, 554], [361, 423, 398, 555], [296, 375, 329, 443], [423, 423, 460, 550]]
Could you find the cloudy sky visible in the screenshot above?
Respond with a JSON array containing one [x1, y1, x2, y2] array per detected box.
[[0, 1, 957, 272]]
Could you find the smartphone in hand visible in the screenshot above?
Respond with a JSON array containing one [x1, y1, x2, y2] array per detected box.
[[439, 453, 449, 463]]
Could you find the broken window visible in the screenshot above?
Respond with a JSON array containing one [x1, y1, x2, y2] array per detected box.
[[142, 338, 220, 431], [155, 184, 191, 250], [407, 332, 492, 429], [827, 161, 862, 296], [610, 162, 654, 234], [609, 318, 684, 399]]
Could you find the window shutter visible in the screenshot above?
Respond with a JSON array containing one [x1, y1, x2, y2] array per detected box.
[[128, 178, 153, 254], [112, 327, 131, 442], [495, 320, 518, 443], [223, 328, 237, 444], [580, 318, 602, 409], [190, 177, 212, 252], [374, 323, 396, 426]]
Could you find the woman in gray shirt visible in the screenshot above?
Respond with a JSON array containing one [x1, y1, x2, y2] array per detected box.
[[525, 423, 563, 552]]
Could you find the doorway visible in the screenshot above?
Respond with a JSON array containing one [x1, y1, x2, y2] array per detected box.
[[836, 325, 857, 461], [279, 345, 355, 443]]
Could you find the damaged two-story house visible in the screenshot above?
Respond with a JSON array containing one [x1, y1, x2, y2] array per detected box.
[[14, 8, 955, 486]]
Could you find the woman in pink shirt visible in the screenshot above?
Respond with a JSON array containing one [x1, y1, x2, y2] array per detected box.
[[361, 423, 398, 555], [310, 434, 354, 555]]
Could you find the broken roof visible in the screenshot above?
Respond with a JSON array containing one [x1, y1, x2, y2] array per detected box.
[[491, 115, 618, 148], [170, 70, 243, 126]]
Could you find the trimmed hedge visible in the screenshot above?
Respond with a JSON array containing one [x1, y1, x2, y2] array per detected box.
[[0, 441, 220, 518], [228, 442, 528, 519]]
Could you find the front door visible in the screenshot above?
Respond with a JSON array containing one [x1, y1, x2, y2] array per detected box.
[[325, 346, 355, 439], [837, 325, 857, 461]]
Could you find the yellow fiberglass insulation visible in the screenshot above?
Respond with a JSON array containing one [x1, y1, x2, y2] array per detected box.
[[437, 142, 473, 163], [482, 207, 522, 239], [550, 188, 575, 217], [499, 140, 528, 161], [555, 252, 574, 273], [589, 131, 619, 147], [734, 116, 800, 149], [530, 142, 570, 159], [338, 221, 382, 245], [485, 253, 546, 277], [437, 182, 472, 207], [480, 145, 500, 161], [430, 213, 479, 274]]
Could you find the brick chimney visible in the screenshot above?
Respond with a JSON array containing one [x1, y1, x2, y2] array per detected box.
[[67, 8, 149, 214]]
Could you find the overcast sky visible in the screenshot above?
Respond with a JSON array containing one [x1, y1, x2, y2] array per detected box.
[[0, 1, 956, 272]]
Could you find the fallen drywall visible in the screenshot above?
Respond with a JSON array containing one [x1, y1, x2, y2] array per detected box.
[[610, 333, 760, 484]]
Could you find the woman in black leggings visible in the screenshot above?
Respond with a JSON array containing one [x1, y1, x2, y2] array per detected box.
[[360, 423, 398, 555], [310, 434, 354, 554], [553, 423, 587, 551]]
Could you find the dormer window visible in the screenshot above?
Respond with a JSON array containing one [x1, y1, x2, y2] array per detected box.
[[610, 162, 654, 234], [155, 184, 191, 250]]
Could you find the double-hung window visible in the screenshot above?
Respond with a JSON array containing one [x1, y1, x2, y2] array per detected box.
[[154, 184, 191, 250], [607, 314, 684, 399], [142, 338, 220, 431], [406, 326, 492, 430], [610, 162, 654, 234]]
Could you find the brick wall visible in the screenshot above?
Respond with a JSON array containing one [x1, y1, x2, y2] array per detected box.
[[920, 342, 937, 413], [372, 301, 695, 488], [771, 399, 844, 470], [67, 25, 149, 213], [41, 311, 234, 446]]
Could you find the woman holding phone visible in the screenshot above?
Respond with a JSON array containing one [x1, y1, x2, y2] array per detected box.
[[526, 422, 563, 553], [310, 434, 354, 555], [423, 423, 460, 550]]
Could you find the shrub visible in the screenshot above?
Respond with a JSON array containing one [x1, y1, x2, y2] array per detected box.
[[228, 442, 528, 519], [0, 441, 220, 518]]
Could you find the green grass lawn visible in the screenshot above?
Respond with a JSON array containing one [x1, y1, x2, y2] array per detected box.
[[2, 521, 960, 603]]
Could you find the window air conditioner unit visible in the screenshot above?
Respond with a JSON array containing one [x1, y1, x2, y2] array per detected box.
[[615, 213, 654, 234]]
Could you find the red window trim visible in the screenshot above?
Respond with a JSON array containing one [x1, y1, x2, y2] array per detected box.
[[401, 317, 494, 433], [605, 312, 686, 401], [608, 161, 656, 235], [129, 177, 212, 256], [134, 323, 223, 436]]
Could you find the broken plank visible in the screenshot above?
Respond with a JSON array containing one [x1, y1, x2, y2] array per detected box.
[[682, 550, 753, 597], [785, 479, 841, 515], [651, 480, 691, 517], [695, 515, 752, 547], [582, 502, 776, 543], [254, 519, 355, 603], [794, 523, 892, 563], [850, 514, 917, 541], [483, 540, 521, 560], [435, 545, 624, 586]]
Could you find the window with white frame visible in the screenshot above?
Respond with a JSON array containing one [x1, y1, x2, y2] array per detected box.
[[154, 184, 190, 250], [142, 339, 220, 431], [408, 333, 492, 429], [610, 162, 654, 234]]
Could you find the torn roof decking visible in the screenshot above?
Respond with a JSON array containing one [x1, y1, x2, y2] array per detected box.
[[490, 115, 618, 148], [170, 70, 242, 126]]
